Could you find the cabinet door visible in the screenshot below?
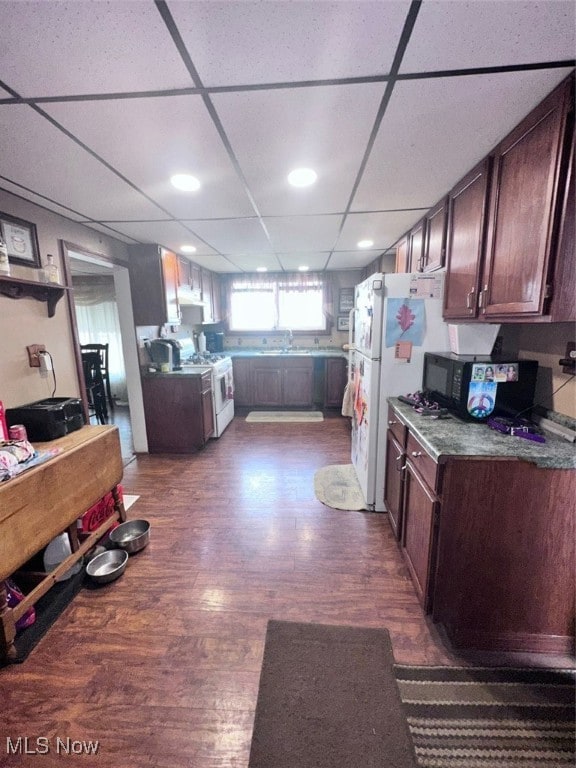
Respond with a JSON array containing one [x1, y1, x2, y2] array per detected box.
[[161, 250, 180, 325], [141, 376, 207, 453], [408, 219, 426, 272], [423, 198, 447, 272], [282, 359, 314, 406], [200, 389, 214, 441], [190, 264, 202, 293], [384, 431, 405, 540], [443, 159, 490, 319], [395, 236, 409, 273], [481, 80, 569, 318], [324, 358, 347, 408], [401, 461, 438, 611], [177, 257, 191, 288], [253, 362, 283, 406], [232, 358, 253, 407], [128, 245, 181, 326], [550, 126, 575, 322]]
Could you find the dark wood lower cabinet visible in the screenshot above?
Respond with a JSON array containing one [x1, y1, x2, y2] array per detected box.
[[386, 402, 575, 655], [433, 460, 575, 654], [233, 355, 345, 408], [324, 358, 347, 408], [383, 430, 405, 540], [401, 460, 438, 612], [141, 372, 214, 453]]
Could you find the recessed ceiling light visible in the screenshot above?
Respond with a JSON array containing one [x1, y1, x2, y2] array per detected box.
[[256, 266, 268, 272], [288, 168, 317, 188], [357, 239, 374, 249], [180, 245, 197, 254], [298, 265, 310, 272], [170, 173, 201, 192]]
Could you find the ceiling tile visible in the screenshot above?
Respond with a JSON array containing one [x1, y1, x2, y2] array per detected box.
[[0, 1, 192, 97], [81, 223, 138, 245], [326, 250, 383, 270], [223, 253, 285, 273], [276, 253, 332, 271], [213, 83, 385, 216], [0, 179, 88, 222], [402, 0, 576, 73], [336, 210, 428, 251], [264, 215, 343, 252], [107, 220, 219, 256], [185, 218, 272, 255], [353, 68, 574, 212], [169, 0, 410, 87], [183, 253, 240, 272], [0, 104, 166, 221], [44, 95, 257, 220]]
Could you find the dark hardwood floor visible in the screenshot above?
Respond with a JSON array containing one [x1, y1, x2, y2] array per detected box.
[[1, 412, 572, 767]]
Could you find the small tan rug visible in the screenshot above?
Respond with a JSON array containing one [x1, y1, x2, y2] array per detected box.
[[246, 411, 324, 423], [313, 464, 367, 511]]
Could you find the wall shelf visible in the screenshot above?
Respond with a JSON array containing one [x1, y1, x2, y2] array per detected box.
[[0, 275, 66, 317]]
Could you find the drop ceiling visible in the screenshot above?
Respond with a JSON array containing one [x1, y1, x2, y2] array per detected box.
[[0, 1, 573, 273]]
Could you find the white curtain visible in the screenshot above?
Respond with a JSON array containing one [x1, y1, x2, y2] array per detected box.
[[73, 276, 127, 402]]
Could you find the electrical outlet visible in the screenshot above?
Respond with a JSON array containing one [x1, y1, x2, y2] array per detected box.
[[27, 344, 46, 367], [559, 342, 576, 374]]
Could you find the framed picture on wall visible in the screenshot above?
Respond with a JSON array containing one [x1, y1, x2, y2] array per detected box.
[[0, 212, 41, 268], [337, 315, 350, 332], [338, 287, 354, 314]]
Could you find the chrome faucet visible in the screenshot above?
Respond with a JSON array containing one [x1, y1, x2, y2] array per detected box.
[[283, 328, 293, 351]]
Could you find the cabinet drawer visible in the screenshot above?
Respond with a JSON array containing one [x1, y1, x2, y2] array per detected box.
[[386, 406, 406, 447], [406, 432, 437, 491]]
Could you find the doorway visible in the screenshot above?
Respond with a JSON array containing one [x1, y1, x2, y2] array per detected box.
[[61, 241, 148, 463]]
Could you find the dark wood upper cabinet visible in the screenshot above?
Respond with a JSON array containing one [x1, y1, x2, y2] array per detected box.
[[480, 78, 571, 318], [394, 236, 409, 273], [550, 121, 575, 322], [407, 218, 426, 272], [443, 159, 491, 319], [422, 197, 447, 272], [129, 244, 180, 326]]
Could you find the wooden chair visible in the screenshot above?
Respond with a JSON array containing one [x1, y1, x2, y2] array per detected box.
[[80, 343, 113, 411], [81, 351, 108, 424]]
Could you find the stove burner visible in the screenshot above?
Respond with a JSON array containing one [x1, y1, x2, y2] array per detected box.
[[183, 352, 225, 365]]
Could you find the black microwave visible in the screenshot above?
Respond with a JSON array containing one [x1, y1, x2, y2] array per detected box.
[[422, 352, 539, 421]]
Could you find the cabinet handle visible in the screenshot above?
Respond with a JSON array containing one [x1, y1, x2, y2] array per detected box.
[[466, 286, 475, 309], [395, 453, 404, 470], [411, 451, 423, 457], [388, 420, 397, 425]]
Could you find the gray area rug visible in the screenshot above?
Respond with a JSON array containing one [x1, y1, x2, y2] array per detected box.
[[246, 411, 324, 422], [314, 464, 367, 510], [396, 664, 576, 767], [248, 620, 417, 768]]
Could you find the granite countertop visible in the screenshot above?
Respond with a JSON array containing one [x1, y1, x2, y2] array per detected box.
[[227, 348, 347, 359], [388, 398, 576, 470]]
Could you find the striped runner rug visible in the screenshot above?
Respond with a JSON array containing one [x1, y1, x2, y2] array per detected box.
[[395, 665, 576, 768]]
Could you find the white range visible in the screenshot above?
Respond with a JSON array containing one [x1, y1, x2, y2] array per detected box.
[[181, 352, 235, 438]]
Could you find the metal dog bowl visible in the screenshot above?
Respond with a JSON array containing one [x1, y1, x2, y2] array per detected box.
[[109, 519, 151, 554], [86, 549, 128, 584]]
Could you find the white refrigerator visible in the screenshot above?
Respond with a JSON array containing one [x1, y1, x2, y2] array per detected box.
[[350, 272, 449, 511]]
